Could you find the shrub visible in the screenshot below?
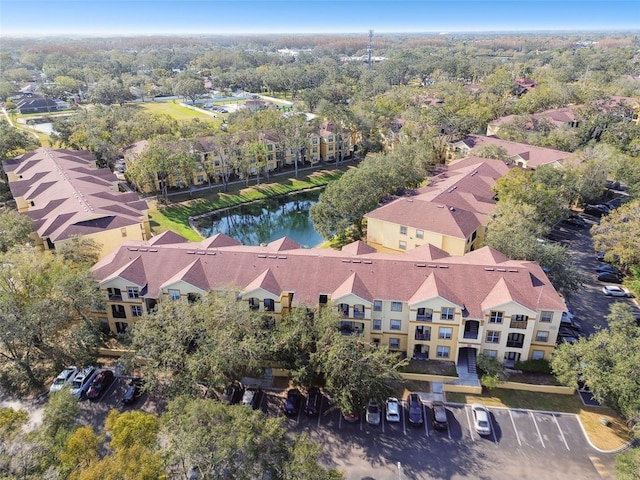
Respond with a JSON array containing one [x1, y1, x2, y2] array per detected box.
[[514, 359, 552, 374]]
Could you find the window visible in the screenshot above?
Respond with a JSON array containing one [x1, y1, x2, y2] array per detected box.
[[540, 311, 553, 323], [400, 225, 408, 235], [416, 229, 424, 239], [339, 303, 349, 316], [353, 304, 365, 318], [504, 351, 521, 362], [391, 302, 402, 312], [489, 311, 503, 323], [535, 331, 549, 342], [248, 298, 259, 311], [111, 305, 126, 318], [372, 319, 382, 331], [115, 322, 128, 334], [389, 338, 400, 350], [312, 138, 319, 144], [439, 327, 453, 339], [197, 175, 204, 183], [399, 240, 407, 250], [486, 331, 500, 343], [328, 136, 334, 142], [483, 349, 497, 358], [168, 289, 180, 301], [441, 307, 454, 320], [373, 300, 382, 312], [436, 346, 450, 358], [372, 338, 380, 347], [121, 228, 127, 237], [131, 305, 142, 317], [127, 287, 139, 299], [390, 319, 401, 330], [531, 350, 545, 360], [417, 308, 433, 321], [312, 146, 318, 153], [264, 298, 275, 312], [319, 294, 328, 305]]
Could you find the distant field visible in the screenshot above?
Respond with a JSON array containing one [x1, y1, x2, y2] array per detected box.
[[131, 101, 218, 122]]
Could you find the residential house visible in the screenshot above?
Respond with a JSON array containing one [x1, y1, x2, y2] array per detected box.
[[449, 135, 571, 169], [3, 148, 151, 259], [365, 157, 509, 256], [91, 232, 567, 364], [15, 96, 69, 114], [487, 106, 581, 137], [318, 122, 356, 162]]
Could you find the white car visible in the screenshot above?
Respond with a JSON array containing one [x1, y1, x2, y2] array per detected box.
[[602, 285, 633, 297], [69, 366, 98, 398], [471, 403, 492, 436], [385, 397, 401, 423], [366, 401, 381, 426], [49, 366, 78, 393]]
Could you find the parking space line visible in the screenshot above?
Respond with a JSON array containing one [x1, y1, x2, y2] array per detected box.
[[553, 414, 570, 450], [465, 406, 475, 440], [423, 404, 429, 437], [509, 410, 522, 447], [530, 411, 545, 448], [402, 402, 407, 436]]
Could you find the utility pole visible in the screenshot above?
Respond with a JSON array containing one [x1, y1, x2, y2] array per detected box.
[[367, 29, 374, 70]]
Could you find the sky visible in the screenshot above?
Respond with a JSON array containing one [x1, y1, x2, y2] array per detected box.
[[0, 0, 638, 37]]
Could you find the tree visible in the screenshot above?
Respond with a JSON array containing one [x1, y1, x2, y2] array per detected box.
[[551, 302, 640, 421], [88, 78, 134, 105], [591, 199, 640, 269], [0, 246, 102, 392], [0, 121, 39, 162], [173, 71, 206, 104], [311, 310, 408, 415], [127, 291, 269, 397], [0, 208, 33, 252], [476, 353, 507, 390]]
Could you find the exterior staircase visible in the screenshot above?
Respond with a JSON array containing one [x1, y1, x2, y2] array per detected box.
[[467, 348, 477, 375]]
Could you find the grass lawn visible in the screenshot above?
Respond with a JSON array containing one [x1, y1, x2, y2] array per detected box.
[[447, 389, 632, 451], [148, 169, 344, 238], [131, 100, 219, 123]]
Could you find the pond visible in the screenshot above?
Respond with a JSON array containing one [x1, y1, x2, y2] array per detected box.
[[195, 189, 324, 247]]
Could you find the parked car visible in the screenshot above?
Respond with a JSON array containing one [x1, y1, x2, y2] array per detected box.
[[560, 315, 582, 332], [283, 388, 303, 416], [471, 403, 492, 436], [407, 393, 424, 426], [221, 382, 244, 405], [596, 264, 620, 275], [242, 385, 262, 410], [122, 378, 144, 405], [602, 285, 633, 297], [583, 204, 610, 217], [342, 410, 360, 424], [385, 397, 401, 423], [69, 366, 98, 398], [86, 369, 114, 400], [596, 271, 622, 283], [366, 401, 381, 426], [432, 401, 448, 431], [49, 366, 78, 393], [304, 387, 322, 416], [561, 215, 588, 228]]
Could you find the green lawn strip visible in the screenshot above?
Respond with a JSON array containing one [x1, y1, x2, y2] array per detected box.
[[149, 170, 342, 236], [447, 388, 582, 412]]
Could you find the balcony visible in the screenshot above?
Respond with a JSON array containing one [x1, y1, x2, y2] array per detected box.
[[415, 332, 431, 341], [506, 340, 525, 348], [353, 310, 365, 319], [416, 314, 433, 322], [509, 320, 528, 330], [108, 293, 123, 301], [463, 320, 479, 340]]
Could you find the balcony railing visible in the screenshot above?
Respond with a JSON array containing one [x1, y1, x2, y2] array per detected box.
[[109, 294, 123, 301], [463, 331, 479, 340], [506, 341, 524, 348], [509, 320, 528, 330], [353, 311, 365, 319], [415, 332, 431, 341], [416, 314, 433, 322]]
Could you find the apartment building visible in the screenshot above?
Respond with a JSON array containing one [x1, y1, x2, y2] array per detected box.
[[3, 148, 151, 259], [365, 157, 509, 256], [91, 232, 567, 364]]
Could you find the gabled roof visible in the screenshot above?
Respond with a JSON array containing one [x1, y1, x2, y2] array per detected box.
[[160, 259, 209, 293], [3, 148, 148, 244], [93, 236, 567, 318], [341, 240, 378, 256], [199, 233, 242, 249]]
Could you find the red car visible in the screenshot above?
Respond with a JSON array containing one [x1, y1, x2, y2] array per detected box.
[[86, 370, 114, 400]]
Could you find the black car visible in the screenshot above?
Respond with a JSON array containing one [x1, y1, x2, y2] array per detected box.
[[432, 401, 448, 431], [583, 204, 610, 217], [407, 393, 424, 426], [596, 271, 622, 283], [122, 378, 144, 405], [304, 387, 322, 416], [283, 388, 303, 416], [221, 382, 244, 405], [596, 264, 620, 275]]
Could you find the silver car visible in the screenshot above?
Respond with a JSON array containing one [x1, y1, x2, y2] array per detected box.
[[471, 403, 491, 435]]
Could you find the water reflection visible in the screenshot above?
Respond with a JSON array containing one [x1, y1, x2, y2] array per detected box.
[[196, 189, 323, 247]]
